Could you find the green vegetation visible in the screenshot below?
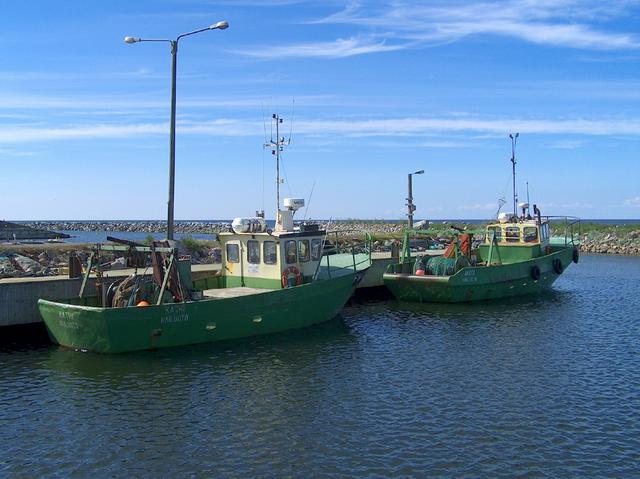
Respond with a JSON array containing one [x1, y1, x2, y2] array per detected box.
[[179, 235, 219, 253], [572, 222, 640, 235]]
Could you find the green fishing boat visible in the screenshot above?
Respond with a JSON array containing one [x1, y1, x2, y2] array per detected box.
[[384, 138, 579, 303], [38, 211, 371, 353], [383, 213, 579, 303]]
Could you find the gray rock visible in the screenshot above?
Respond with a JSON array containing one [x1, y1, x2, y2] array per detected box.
[[13, 254, 42, 275]]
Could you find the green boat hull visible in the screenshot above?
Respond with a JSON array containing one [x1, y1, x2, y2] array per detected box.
[[39, 272, 358, 353], [383, 246, 576, 303]]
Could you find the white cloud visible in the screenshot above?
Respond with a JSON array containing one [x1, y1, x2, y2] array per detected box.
[[0, 93, 334, 111], [457, 203, 496, 211], [235, 35, 407, 59], [249, 0, 640, 59], [2, 114, 640, 144], [549, 139, 588, 149], [624, 196, 640, 207]]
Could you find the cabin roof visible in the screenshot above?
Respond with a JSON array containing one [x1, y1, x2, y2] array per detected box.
[[219, 229, 326, 240]]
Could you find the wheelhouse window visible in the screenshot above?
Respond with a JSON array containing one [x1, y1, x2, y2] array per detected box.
[[505, 227, 520, 243], [285, 240, 297, 264], [523, 227, 538, 243], [541, 223, 549, 241], [298, 240, 310, 262], [226, 243, 239, 263], [247, 240, 260, 264], [311, 238, 322, 261], [487, 226, 502, 243], [263, 241, 277, 265]]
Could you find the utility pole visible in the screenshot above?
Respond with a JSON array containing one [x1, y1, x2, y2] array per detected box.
[[406, 169, 424, 228]]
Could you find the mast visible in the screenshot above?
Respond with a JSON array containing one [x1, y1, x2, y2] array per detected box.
[[509, 133, 519, 220], [264, 113, 289, 212]]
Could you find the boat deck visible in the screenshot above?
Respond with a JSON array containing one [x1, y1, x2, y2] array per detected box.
[[202, 286, 274, 299]]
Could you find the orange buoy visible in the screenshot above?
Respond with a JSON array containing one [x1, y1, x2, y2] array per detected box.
[[136, 300, 151, 307], [415, 269, 426, 276]]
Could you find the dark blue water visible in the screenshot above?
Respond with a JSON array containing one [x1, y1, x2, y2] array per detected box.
[[1, 254, 639, 477]]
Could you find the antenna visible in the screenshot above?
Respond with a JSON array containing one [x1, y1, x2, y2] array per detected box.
[[496, 197, 506, 219], [304, 180, 316, 220], [264, 113, 291, 212], [509, 133, 519, 220]]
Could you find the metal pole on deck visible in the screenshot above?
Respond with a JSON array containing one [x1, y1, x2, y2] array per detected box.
[[510, 133, 519, 220]]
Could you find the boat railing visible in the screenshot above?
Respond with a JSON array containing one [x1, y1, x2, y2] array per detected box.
[[313, 230, 373, 280], [544, 216, 581, 247]]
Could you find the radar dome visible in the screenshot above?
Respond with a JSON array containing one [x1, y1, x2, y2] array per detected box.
[[283, 198, 304, 211]]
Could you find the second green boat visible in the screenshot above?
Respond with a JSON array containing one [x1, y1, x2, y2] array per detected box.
[[384, 209, 580, 303]]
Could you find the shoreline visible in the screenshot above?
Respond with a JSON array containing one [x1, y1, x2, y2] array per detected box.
[[2, 220, 639, 280]]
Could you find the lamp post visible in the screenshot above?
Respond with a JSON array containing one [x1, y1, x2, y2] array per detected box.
[[124, 21, 229, 240], [406, 169, 424, 228]]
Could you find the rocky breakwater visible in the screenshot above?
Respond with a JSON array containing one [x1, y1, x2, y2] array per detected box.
[[0, 249, 78, 279], [329, 221, 405, 236], [24, 221, 231, 234], [0, 240, 222, 279], [579, 230, 640, 255]]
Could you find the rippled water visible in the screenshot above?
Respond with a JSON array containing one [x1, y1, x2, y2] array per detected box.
[[2, 254, 639, 477]]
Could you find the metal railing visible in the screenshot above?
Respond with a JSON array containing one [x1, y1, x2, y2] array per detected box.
[[313, 230, 372, 280], [544, 216, 581, 246]]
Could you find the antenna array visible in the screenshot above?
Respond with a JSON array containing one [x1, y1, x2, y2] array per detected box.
[[264, 113, 291, 211]]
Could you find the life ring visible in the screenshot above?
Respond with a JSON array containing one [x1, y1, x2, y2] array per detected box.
[[281, 266, 303, 288], [530, 265, 541, 281], [572, 247, 580, 264], [553, 258, 564, 274]]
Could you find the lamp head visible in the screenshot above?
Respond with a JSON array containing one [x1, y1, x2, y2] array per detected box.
[[414, 170, 425, 175], [124, 36, 141, 44], [210, 21, 229, 30]]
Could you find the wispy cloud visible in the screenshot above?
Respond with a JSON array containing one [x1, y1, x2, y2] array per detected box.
[[235, 35, 407, 59], [457, 202, 496, 211], [0, 93, 334, 111], [542, 201, 594, 209], [624, 196, 640, 207], [3, 114, 640, 144], [292, 116, 640, 137], [549, 139, 588, 149], [0, 148, 38, 158], [244, 0, 640, 59]]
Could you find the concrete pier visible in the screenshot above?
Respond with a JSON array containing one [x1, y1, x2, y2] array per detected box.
[[0, 265, 220, 327]]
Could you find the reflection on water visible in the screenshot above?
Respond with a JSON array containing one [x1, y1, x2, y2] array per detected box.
[[1, 254, 639, 477]]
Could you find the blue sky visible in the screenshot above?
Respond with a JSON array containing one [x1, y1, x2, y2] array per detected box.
[[1, 0, 639, 220]]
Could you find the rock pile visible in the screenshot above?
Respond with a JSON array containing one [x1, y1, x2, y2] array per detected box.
[[0, 252, 57, 278], [24, 221, 231, 234], [579, 231, 640, 255]]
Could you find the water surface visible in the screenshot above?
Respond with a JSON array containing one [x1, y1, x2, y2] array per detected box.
[[1, 254, 638, 477]]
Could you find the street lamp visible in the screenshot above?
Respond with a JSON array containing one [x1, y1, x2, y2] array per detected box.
[[406, 169, 424, 228], [124, 21, 229, 240]]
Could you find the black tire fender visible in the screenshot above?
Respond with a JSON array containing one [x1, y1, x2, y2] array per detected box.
[[530, 265, 541, 281], [553, 258, 564, 274]]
